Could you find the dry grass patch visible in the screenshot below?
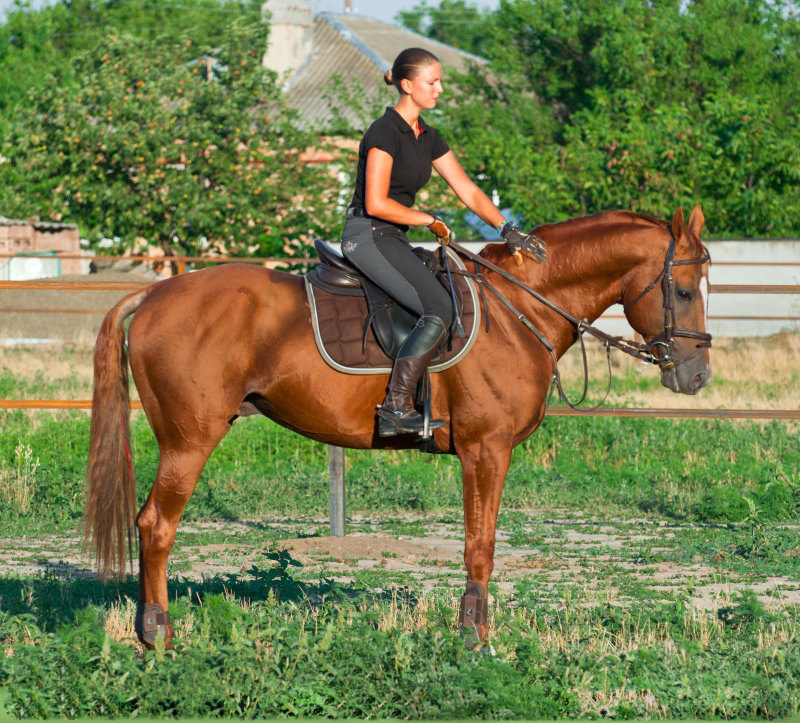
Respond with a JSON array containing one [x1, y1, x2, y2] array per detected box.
[[558, 332, 800, 409], [0, 344, 94, 397], [2, 332, 798, 413]]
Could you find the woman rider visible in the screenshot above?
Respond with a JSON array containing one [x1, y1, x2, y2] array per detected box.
[[342, 47, 547, 438]]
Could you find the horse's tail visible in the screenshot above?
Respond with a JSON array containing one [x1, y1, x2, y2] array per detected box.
[[83, 287, 151, 580]]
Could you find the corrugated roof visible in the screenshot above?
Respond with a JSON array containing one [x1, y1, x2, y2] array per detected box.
[[283, 13, 486, 131], [0, 217, 29, 227], [332, 14, 486, 72]]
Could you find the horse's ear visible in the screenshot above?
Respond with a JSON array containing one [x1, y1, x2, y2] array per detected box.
[[671, 207, 686, 242], [687, 204, 705, 239]]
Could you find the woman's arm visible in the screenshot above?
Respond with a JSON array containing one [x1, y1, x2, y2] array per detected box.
[[364, 147, 436, 226], [432, 151, 506, 229], [434, 150, 546, 262]]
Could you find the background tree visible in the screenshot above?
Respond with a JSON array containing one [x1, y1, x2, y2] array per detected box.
[[2, 0, 799, 243], [400, 0, 800, 236], [0, 0, 264, 140], [0, 19, 343, 255]]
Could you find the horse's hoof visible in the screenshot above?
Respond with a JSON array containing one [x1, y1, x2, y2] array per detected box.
[[135, 602, 172, 648], [459, 625, 496, 657]]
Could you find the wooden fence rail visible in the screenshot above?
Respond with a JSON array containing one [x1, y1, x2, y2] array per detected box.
[[4, 251, 800, 267], [2, 398, 798, 419], [3, 264, 800, 535], [3, 279, 800, 294]]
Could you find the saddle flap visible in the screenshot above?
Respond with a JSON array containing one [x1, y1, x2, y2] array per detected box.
[[306, 245, 480, 374], [360, 277, 416, 358]]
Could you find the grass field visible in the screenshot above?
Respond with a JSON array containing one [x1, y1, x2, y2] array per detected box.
[[0, 335, 798, 718]]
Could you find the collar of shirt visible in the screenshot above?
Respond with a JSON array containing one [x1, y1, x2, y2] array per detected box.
[[384, 106, 427, 136]]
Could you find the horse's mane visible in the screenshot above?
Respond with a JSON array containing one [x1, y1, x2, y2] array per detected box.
[[480, 210, 668, 265]]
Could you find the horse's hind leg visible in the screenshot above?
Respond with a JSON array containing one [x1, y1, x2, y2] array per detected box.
[[134, 432, 226, 648]]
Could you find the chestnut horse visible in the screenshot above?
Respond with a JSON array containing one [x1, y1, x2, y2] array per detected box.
[[84, 205, 712, 647]]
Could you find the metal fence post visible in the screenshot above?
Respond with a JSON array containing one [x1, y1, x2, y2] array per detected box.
[[328, 445, 346, 536]]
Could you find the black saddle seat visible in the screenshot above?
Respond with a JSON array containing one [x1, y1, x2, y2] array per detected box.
[[308, 238, 453, 360], [313, 239, 363, 290]]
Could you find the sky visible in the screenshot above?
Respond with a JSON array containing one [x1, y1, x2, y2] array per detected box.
[[0, 0, 500, 26]]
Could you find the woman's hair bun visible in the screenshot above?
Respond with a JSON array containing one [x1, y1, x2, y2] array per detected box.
[[383, 69, 394, 86]]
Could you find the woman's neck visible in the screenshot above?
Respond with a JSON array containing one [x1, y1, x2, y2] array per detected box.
[[394, 97, 421, 135]]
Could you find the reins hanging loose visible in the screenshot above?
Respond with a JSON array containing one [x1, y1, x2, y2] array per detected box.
[[444, 235, 711, 412]]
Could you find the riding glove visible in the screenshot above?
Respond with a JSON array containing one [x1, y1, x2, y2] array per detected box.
[[501, 221, 547, 262], [427, 216, 452, 244]]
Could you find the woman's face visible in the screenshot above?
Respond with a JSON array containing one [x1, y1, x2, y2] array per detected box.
[[401, 62, 443, 110]]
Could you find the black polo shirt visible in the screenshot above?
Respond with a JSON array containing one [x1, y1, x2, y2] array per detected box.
[[349, 107, 450, 213]]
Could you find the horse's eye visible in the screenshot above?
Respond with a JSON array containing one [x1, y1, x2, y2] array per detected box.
[[676, 288, 693, 301]]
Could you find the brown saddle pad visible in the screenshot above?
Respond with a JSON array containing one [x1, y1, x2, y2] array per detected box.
[[305, 247, 481, 374]]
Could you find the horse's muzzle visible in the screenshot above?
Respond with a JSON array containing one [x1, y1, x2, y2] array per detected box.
[[661, 358, 712, 395]]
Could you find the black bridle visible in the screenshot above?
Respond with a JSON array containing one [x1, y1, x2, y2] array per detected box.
[[444, 231, 712, 409], [622, 232, 712, 372]]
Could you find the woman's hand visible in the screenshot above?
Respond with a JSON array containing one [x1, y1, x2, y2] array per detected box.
[[427, 216, 452, 244], [501, 222, 547, 263]]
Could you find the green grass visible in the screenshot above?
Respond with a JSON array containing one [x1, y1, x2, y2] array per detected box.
[[1, 367, 799, 718], [0, 560, 797, 719], [1, 406, 799, 532]]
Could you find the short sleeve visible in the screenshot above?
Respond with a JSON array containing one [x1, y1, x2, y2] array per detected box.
[[431, 128, 450, 160], [362, 117, 398, 158]]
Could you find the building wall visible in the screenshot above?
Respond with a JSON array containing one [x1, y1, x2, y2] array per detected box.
[[0, 219, 82, 277]]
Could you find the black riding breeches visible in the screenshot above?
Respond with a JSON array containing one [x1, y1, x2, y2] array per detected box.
[[341, 216, 454, 328]]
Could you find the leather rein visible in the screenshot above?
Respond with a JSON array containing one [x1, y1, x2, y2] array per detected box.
[[442, 232, 712, 410]]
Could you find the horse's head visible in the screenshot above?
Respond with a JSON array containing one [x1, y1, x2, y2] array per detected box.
[[622, 205, 712, 395]]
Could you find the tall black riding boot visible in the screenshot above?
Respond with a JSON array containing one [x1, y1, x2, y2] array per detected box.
[[377, 315, 447, 437]]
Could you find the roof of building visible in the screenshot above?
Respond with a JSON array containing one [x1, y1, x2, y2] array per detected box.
[[281, 12, 486, 131], [0, 216, 78, 230]]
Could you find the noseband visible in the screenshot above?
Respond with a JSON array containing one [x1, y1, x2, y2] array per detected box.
[[622, 232, 712, 372]]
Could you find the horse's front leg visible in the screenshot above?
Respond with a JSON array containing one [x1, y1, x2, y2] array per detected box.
[[457, 437, 513, 647]]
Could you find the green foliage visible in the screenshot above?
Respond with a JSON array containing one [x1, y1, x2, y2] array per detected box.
[[0, 569, 798, 718], [0, 0, 264, 133], [400, 0, 800, 236], [1, 397, 799, 536], [3, 0, 799, 244], [0, 8, 343, 255]]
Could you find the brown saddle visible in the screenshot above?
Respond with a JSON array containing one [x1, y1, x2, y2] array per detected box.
[[305, 240, 481, 374]]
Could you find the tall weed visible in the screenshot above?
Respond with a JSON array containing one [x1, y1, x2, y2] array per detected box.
[[0, 442, 40, 514]]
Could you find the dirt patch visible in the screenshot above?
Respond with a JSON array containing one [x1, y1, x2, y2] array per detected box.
[[278, 533, 462, 564], [2, 517, 799, 612]]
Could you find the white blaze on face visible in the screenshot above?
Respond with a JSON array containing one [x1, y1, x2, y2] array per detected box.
[[699, 276, 709, 328]]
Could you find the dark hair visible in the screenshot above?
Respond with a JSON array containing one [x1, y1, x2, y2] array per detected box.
[[383, 47, 440, 92]]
